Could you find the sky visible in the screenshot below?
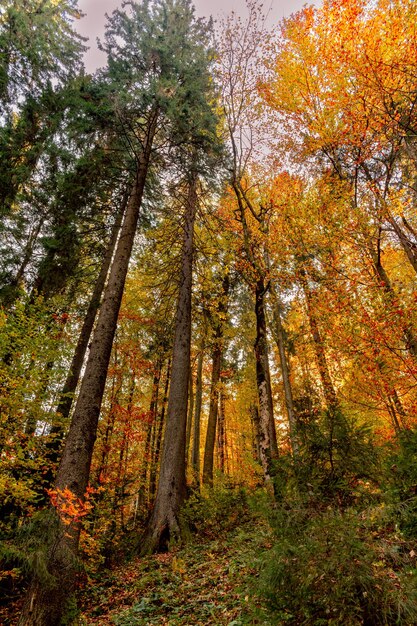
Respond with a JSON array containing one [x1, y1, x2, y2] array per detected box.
[[76, 0, 310, 72]]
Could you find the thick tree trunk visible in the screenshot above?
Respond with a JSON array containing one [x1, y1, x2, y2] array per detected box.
[[254, 279, 278, 487], [19, 109, 158, 626], [44, 194, 127, 475], [140, 173, 197, 555]]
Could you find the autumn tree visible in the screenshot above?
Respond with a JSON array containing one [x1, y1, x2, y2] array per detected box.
[[19, 0, 220, 621]]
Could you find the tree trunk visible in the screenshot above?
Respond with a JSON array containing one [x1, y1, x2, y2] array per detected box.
[[372, 252, 417, 359], [138, 358, 162, 509], [56, 194, 127, 420], [19, 108, 159, 626], [1, 217, 43, 308], [217, 387, 226, 474], [249, 403, 261, 463], [301, 272, 338, 412], [149, 359, 171, 501], [376, 360, 408, 432], [202, 341, 222, 486], [388, 216, 417, 275], [203, 273, 230, 486], [140, 172, 197, 555], [191, 344, 204, 482], [185, 366, 194, 467], [44, 194, 127, 475], [254, 279, 278, 488], [268, 282, 299, 456]]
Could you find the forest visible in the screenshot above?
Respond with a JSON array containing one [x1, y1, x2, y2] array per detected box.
[[2, 0, 417, 624]]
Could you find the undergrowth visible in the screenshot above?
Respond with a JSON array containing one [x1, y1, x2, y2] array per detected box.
[[257, 415, 417, 625]]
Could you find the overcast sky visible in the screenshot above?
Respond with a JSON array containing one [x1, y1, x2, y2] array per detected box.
[[77, 0, 310, 72]]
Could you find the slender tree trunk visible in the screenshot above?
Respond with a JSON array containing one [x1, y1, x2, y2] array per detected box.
[[19, 108, 159, 626], [111, 379, 136, 531], [376, 360, 408, 431], [185, 366, 194, 467], [268, 282, 299, 456], [138, 358, 161, 508], [232, 179, 277, 487], [191, 344, 204, 482], [140, 172, 197, 555], [56, 194, 127, 420], [254, 279, 278, 488], [203, 274, 230, 486], [94, 393, 121, 486], [391, 388, 408, 429], [1, 218, 43, 308], [301, 272, 338, 412], [389, 216, 417, 275], [249, 403, 261, 463], [402, 215, 417, 241], [149, 359, 171, 502], [202, 341, 222, 486], [372, 252, 417, 358], [217, 387, 226, 474]]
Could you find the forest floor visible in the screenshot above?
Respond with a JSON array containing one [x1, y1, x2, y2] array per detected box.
[[1, 508, 275, 625], [78, 513, 274, 625]]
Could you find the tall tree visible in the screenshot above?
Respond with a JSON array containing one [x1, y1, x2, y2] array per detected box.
[[19, 0, 207, 620], [140, 0, 221, 553], [203, 271, 230, 486]]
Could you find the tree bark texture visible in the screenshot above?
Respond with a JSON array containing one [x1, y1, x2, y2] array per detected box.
[[55, 193, 127, 423], [185, 366, 194, 466], [19, 108, 159, 626], [44, 193, 127, 477], [140, 173, 197, 554], [254, 279, 278, 487], [269, 282, 299, 457], [250, 403, 261, 464]]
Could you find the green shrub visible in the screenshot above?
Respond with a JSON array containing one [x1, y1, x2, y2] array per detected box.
[[289, 409, 380, 508], [180, 484, 249, 538], [384, 429, 417, 538], [260, 505, 417, 625]]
